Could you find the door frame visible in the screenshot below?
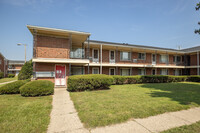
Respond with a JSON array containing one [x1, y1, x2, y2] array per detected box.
[[92, 48, 99, 63], [54, 64, 66, 86], [109, 50, 115, 63], [152, 54, 156, 65], [109, 68, 115, 75]]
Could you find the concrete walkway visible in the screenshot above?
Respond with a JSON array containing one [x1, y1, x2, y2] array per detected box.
[[47, 88, 89, 133], [0, 80, 17, 85], [48, 88, 200, 133]]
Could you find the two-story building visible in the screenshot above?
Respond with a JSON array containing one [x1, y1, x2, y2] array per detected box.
[[27, 25, 200, 87]]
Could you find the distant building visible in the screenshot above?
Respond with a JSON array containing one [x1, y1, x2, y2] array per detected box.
[[0, 52, 24, 77]]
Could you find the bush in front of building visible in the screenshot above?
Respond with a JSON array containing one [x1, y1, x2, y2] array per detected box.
[[0, 72, 4, 79], [112, 75, 142, 84], [18, 60, 33, 80], [67, 74, 114, 92], [187, 75, 200, 82], [8, 74, 15, 78], [168, 76, 188, 82], [0, 80, 29, 94], [20, 80, 54, 97]]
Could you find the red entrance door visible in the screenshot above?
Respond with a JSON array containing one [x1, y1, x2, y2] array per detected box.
[[55, 65, 66, 86]]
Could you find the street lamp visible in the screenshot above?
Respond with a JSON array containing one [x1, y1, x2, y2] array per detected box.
[[17, 43, 27, 63]]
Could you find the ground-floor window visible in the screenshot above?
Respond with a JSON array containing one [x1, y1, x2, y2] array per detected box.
[[160, 69, 168, 75], [71, 67, 84, 75], [120, 68, 131, 76], [173, 69, 182, 76], [92, 67, 99, 74], [109, 68, 115, 75], [138, 68, 146, 75]]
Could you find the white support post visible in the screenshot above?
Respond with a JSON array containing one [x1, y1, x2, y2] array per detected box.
[[100, 44, 102, 74]]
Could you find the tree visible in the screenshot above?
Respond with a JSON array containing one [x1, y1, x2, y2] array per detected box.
[[18, 60, 33, 80], [195, 2, 200, 34]]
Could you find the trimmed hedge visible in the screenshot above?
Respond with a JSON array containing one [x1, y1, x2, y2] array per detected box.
[[8, 74, 15, 78], [0, 72, 4, 79], [187, 76, 200, 82], [20, 80, 54, 97], [112, 75, 142, 84], [67, 74, 114, 92], [0, 80, 29, 94]]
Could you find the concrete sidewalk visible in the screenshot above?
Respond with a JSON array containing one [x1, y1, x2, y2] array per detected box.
[[47, 88, 89, 133], [0, 80, 17, 85], [47, 88, 200, 133]]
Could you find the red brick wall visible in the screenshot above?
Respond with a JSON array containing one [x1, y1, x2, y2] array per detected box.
[[190, 54, 197, 66], [36, 35, 70, 59], [190, 68, 197, 75]]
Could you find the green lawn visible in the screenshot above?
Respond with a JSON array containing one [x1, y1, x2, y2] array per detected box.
[[162, 121, 200, 133], [0, 94, 52, 133], [70, 82, 200, 128], [0, 76, 17, 83]]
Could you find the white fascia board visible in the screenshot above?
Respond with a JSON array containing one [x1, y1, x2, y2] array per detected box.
[[32, 58, 89, 64]]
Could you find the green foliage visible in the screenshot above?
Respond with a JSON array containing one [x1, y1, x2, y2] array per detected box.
[[8, 74, 15, 78], [18, 60, 33, 80], [0, 72, 4, 79], [187, 75, 200, 82], [67, 74, 114, 92], [0, 80, 28, 94], [112, 75, 142, 84], [195, 2, 200, 34], [20, 80, 54, 97]]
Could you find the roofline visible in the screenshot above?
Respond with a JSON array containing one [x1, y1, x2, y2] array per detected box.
[[86, 40, 186, 53], [27, 25, 91, 36]]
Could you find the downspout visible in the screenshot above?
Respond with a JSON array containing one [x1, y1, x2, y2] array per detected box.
[[100, 44, 102, 74], [197, 51, 199, 75]]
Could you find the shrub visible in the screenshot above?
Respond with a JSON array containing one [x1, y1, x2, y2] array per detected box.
[[0, 72, 4, 79], [0, 80, 28, 94], [18, 60, 33, 80], [141, 75, 170, 83], [20, 80, 54, 97], [112, 75, 142, 84], [8, 74, 15, 78], [187, 76, 200, 82], [67, 74, 114, 92], [168, 76, 188, 82]]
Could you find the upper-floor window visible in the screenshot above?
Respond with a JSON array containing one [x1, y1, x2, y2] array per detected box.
[[160, 55, 168, 63], [138, 53, 146, 60], [70, 48, 84, 59], [120, 51, 131, 61], [92, 49, 99, 63], [173, 56, 181, 63], [138, 68, 146, 75]]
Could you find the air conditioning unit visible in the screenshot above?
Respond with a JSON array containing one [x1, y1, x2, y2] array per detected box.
[[133, 59, 137, 63]]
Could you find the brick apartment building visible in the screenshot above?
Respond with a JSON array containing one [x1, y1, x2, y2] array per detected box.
[[27, 25, 200, 86], [0, 52, 24, 77]]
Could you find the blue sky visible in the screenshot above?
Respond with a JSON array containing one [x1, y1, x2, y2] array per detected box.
[[0, 0, 200, 60]]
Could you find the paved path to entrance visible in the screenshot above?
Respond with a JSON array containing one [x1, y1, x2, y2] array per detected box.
[[47, 88, 89, 133], [48, 88, 200, 133], [0, 80, 17, 85]]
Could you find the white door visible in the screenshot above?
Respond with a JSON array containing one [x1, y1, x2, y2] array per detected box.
[[152, 54, 156, 65], [110, 50, 115, 63], [93, 49, 99, 63]]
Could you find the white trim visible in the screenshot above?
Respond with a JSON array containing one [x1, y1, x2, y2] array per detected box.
[[92, 67, 99, 74], [152, 53, 156, 65], [54, 64, 66, 87], [32, 58, 89, 64], [109, 68, 115, 75], [92, 48, 99, 63]]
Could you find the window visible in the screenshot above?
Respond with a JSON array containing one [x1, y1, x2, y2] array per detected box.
[[71, 67, 84, 75], [173, 69, 182, 76], [70, 48, 84, 58], [138, 68, 146, 75], [173, 56, 181, 63], [93, 49, 99, 62], [138, 53, 146, 60], [35, 71, 55, 78], [109, 68, 115, 75], [120, 68, 131, 76], [160, 69, 168, 75], [160, 55, 168, 63], [120, 51, 131, 61], [92, 67, 99, 74]]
